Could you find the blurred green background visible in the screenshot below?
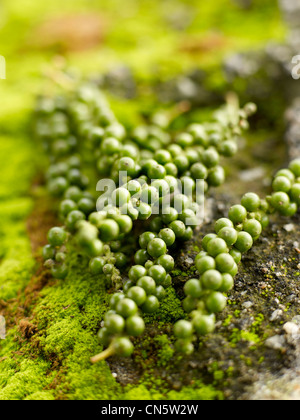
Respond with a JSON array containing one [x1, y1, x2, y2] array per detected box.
[[0, 0, 285, 124]]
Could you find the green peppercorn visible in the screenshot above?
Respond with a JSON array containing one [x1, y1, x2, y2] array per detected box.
[[169, 220, 186, 239], [196, 255, 216, 274], [126, 316, 145, 337], [215, 218, 234, 234], [205, 291, 227, 313], [202, 234, 217, 251], [158, 228, 176, 247], [89, 257, 106, 274], [235, 231, 253, 253], [156, 255, 175, 272], [134, 249, 150, 266], [139, 232, 157, 249], [51, 263, 68, 280], [113, 337, 134, 357], [202, 148, 219, 168], [148, 265, 167, 284], [42, 244, 56, 260], [141, 295, 160, 313], [47, 227, 67, 247], [116, 298, 138, 318], [99, 219, 120, 242], [229, 248, 242, 264], [65, 210, 86, 231], [243, 219, 262, 238], [215, 253, 235, 273], [147, 238, 167, 258], [184, 278, 202, 298], [174, 320, 193, 339], [272, 176, 291, 193], [207, 238, 228, 257], [270, 192, 290, 211], [207, 166, 225, 187], [105, 314, 125, 334], [110, 293, 125, 310], [193, 314, 215, 335], [126, 286, 147, 307], [219, 273, 234, 292], [190, 162, 208, 180], [162, 207, 178, 224], [289, 159, 300, 177], [241, 192, 261, 212], [290, 183, 300, 205], [128, 265, 147, 282], [228, 205, 247, 225], [201, 269, 223, 290], [218, 140, 238, 157]]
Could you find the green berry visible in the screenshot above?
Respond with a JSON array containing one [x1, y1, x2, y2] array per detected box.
[[184, 279, 202, 298], [47, 227, 67, 247], [112, 188, 131, 207], [174, 320, 193, 339], [207, 166, 225, 187], [105, 314, 125, 334], [206, 291, 227, 313], [243, 219, 262, 238], [148, 265, 167, 284], [215, 218, 234, 234], [201, 269, 223, 290], [207, 238, 228, 257], [215, 253, 235, 273], [158, 228, 176, 247], [169, 220, 186, 238], [152, 284, 165, 301], [229, 248, 242, 264], [110, 293, 125, 310], [218, 227, 238, 246], [241, 192, 261, 212], [89, 257, 105, 274], [235, 231, 253, 253], [128, 265, 147, 282], [99, 219, 120, 242], [141, 295, 160, 313], [193, 315, 215, 335], [272, 176, 291, 193], [137, 276, 157, 295], [134, 249, 150, 266], [162, 207, 178, 224], [202, 148, 219, 168], [228, 205, 247, 225], [126, 286, 147, 307], [139, 232, 157, 249], [147, 238, 167, 258], [270, 192, 290, 211], [202, 234, 217, 251], [289, 159, 300, 177], [126, 316, 145, 337], [190, 162, 208, 180], [219, 273, 234, 292], [290, 183, 300, 205], [156, 255, 175, 272], [196, 256, 216, 274], [116, 298, 138, 318], [113, 337, 134, 357], [42, 244, 56, 260]]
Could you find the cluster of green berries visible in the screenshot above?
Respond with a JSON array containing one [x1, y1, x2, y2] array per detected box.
[[35, 81, 258, 361], [172, 159, 300, 355]]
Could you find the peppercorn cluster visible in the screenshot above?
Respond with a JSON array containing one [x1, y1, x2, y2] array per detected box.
[[34, 80, 263, 361]]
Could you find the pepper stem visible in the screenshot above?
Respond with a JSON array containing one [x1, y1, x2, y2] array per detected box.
[[90, 345, 115, 364]]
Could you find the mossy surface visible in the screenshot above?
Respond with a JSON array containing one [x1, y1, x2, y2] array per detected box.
[[0, 0, 298, 401]]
